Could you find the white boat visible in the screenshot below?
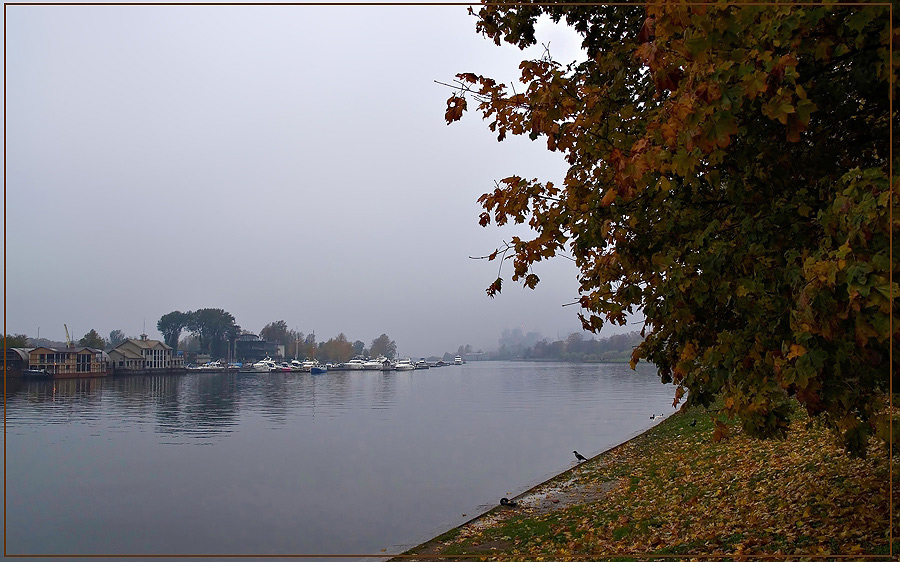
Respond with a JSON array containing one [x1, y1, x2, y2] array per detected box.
[[363, 356, 388, 370], [22, 368, 52, 379], [394, 358, 415, 371], [415, 358, 430, 369], [454, 355, 463, 365], [344, 359, 366, 370], [301, 359, 320, 372], [242, 357, 278, 372]]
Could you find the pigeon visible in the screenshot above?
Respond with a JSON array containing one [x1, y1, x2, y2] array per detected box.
[[573, 450, 588, 462], [500, 497, 518, 507], [690, 419, 697, 427]]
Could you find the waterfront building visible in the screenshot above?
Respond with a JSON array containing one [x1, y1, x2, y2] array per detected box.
[[21, 346, 109, 378], [108, 334, 184, 373], [234, 333, 280, 362]]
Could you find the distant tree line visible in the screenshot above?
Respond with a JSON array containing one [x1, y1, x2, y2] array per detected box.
[[4, 329, 129, 351], [489, 330, 644, 362], [161, 312, 401, 363]]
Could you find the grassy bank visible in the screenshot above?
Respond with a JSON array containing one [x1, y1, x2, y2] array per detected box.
[[395, 407, 896, 560]]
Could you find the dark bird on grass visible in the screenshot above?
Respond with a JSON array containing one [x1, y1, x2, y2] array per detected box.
[[690, 419, 697, 427], [573, 450, 588, 462], [500, 497, 518, 507]]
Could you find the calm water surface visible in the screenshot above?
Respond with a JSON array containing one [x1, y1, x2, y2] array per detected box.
[[5, 361, 675, 559]]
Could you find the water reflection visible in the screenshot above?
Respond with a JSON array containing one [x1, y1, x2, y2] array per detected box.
[[6, 362, 676, 557], [371, 371, 397, 410]]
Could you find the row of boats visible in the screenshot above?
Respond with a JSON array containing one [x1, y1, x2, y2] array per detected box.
[[198, 355, 466, 374]]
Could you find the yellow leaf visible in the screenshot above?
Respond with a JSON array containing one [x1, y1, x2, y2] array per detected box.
[[601, 188, 618, 206], [787, 344, 806, 360]]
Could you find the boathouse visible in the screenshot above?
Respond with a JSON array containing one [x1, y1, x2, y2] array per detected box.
[[23, 346, 109, 378], [108, 334, 184, 373]]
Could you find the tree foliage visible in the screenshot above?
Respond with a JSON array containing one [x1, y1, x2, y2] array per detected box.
[[318, 333, 354, 363], [157, 311, 191, 352], [4, 334, 29, 347], [298, 333, 317, 360], [78, 329, 106, 349], [448, 1, 897, 455], [260, 320, 290, 346], [108, 329, 126, 347], [185, 308, 237, 359], [370, 334, 397, 359], [494, 330, 643, 361]]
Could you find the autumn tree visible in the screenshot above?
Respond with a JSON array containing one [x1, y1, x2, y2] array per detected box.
[[78, 329, 106, 349], [318, 333, 353, 363], [369, 334, 397, 359], [293, 332, 318, 360], [157, 311, 191, 352], [285, 330, 305, 359], [448, 2, 897, 455]]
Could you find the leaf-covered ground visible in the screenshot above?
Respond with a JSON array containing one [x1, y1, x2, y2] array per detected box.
[[396, 407, 896, 560]]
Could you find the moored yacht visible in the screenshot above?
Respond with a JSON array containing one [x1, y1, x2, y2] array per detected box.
[[363, 356, 388, 370], [415, 358, 430, 369], [344, 359, 366, 370], [243, 357, 278, 372], [394, 358, 415, 371]]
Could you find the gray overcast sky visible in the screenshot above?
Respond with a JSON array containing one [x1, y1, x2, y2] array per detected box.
[[5, 3, 638, 356]]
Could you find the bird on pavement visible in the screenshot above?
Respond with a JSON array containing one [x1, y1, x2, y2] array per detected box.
[[573, 450, 588, 462], [500, 497, 518, 507]]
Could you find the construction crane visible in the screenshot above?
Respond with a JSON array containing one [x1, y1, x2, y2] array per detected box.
[[64, 324, 73, 348]]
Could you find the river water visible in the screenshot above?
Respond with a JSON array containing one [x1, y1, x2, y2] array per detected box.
[[5, 361, 675, 559]]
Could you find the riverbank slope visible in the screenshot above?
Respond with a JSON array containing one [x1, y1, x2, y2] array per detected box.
[[395, 407, 896, 559]]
